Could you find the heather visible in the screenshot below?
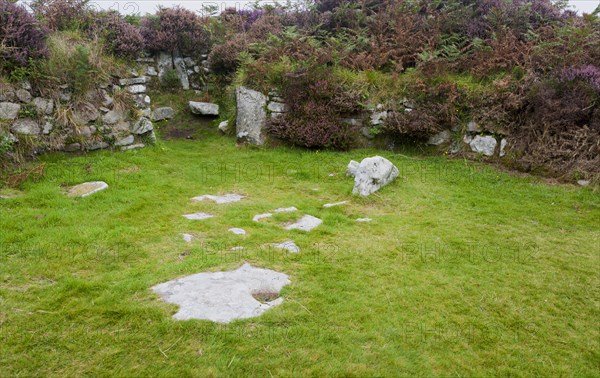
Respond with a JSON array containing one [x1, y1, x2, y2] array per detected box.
[[207, 1, 599, 182]]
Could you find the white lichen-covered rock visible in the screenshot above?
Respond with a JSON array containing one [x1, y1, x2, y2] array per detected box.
[[499, 138, 508, 158], [0, 102, 21, 120], [346, 160, 360, 176], [218, 120, 229, 133], [228, 228, 247, 235], [469, 135, 497, 156], [157, 52, 173, 80], [151, 263, 290, 323], [151, 107, 175, 121], [127, 85, 146, 94], [131, 117, 153, 134], [351, 156, 399, 197], [189, 101, 219, 116], [236, 86, 267, 145], [427, 130, 451, 146], [10, 118, 40, 135]]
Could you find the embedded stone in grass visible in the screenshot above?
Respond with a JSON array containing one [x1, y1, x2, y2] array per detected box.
[[356, 218, 373, 222], [67, 181, 108, 198], [253, 213, 273, 222], [151, 263, 290, 323], [274, 240, 300, 253], [229, 228, 246, 235], [192, 194, 244, 204], [323, 201, 349, 208], [285, 215, 322, 232], [274, 207, 298, 213], [183, 234, 193, 243], [182, 213, 213, 220]]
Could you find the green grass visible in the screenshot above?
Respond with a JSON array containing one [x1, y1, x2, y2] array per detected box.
[[1, 126, 599, 377]]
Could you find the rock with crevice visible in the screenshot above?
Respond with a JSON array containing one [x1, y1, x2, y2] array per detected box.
[[151, 263, 290, 323], [236, 86, 267, 145], [349, 156, 399, 197]]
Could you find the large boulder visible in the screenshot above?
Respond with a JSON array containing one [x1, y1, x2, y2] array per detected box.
[[235, 86, 267, 145], [349, 156, 399, 197], [152, 107, 175, 121], [469, 135, 497, 156], [10, 118, 40, 135], [0, 102, 21, 120], [189, 101, 219, 116]]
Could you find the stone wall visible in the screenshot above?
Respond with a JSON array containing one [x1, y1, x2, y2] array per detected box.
[[0, 51, 208, 157]]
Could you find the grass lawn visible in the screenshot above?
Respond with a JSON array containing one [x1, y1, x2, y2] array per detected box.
[[1, 125, 599, 377]]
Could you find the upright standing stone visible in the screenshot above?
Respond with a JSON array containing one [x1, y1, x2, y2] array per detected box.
[[236, 87, 267, 145]]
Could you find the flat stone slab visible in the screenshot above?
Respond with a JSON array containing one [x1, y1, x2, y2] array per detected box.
[[285, 215, 322, 232], [182, 213, 214, 220], [274, 241, 300, 253], [192, 194, 244, 204], [151, 263, 290, 323], [356, 218, 373, 222], [67, 181, 108, 198], [253, 213, 273, 222], [274, 207, 297, 213], [323, 201, 349, 208], [228, 228, 246, 235]]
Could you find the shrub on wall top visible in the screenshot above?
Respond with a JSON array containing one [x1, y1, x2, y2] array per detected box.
[[0, 0, 49, 69], [141, 6, 209, 57], [94, 11, 145, 59]]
